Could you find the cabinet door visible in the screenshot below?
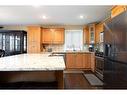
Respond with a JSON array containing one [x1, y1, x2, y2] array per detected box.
[[53, 29, 64, 44], [42, 29, 52, 44], [91, 53, 95, 72], [66, 53, 84, 69], [66, 53, 75, 69], [89, 24, 95, 44], [83, 54, 91, 69], [75, 54, 83, 68], [27, 26, 41, 53], [83, 26, 89, 44], [95, 23, 104, 44]]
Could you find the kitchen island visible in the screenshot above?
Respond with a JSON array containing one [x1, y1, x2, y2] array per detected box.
[[0, 53, 65, 89]]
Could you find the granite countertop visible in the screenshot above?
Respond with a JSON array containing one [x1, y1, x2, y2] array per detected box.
[[0, 53, 65, 71]]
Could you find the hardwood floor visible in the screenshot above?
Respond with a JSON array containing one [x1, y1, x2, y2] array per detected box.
[[0, 70, 102, 89], [64, 70, 102, 89]]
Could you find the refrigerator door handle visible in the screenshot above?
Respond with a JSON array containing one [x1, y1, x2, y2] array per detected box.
[[105, 44, 112, 56]]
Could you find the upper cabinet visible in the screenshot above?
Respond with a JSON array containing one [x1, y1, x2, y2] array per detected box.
[[89, 24, 96, 44], [95, 23, 104, 44], [111, 5, 126, 18], [42, 28, 52, 43], [53, 29, 65, 44], [27, 26, 42, 53], [42, 28, 65, 44], [83, 24, 96, 44], [83, 26, 89, 44]]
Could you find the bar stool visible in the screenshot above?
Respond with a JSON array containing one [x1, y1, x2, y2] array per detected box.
[[0, 49, 5, 57]]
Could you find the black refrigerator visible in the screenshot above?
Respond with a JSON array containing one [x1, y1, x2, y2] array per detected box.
[[104, 11, 127, 89]]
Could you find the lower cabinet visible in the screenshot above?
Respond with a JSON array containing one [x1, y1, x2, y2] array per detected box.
[[75, 54, 83, 68], [82, 53, 91, 69], [66, 53, 75, 68], [66, 53, 94, 69]]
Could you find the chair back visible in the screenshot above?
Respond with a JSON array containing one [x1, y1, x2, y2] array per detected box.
[[0, 49, 5, 57]]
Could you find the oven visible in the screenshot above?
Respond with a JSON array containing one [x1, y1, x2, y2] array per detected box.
[[95, 53, 104, 81]]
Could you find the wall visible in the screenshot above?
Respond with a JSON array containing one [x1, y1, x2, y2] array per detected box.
[[43, 44, 64, 52]]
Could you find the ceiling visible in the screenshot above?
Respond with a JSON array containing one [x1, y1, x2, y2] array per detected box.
[[0, 6, 112, 25]]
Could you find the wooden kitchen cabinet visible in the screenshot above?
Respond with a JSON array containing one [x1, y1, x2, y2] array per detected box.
[[42, 28, 52, 44], [66, 53, 93, 70], [95, 23, 104, 44], [82, 53, 91, 69], [42, 28, 64, 44], [111, 5, 126, 18], [89, 24, 96, 44], [75, 54, 83, 68], [83, 26, 89, 44], [83, 24, 96, 44], [66, 53, 83, 69], [53, 29, 64, 44], [27, 26, 42, 53], [66, 53, 75, 68], [91, 53, 95, 72]]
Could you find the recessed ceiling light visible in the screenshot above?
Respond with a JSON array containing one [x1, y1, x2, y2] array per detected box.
[[79, 15, 84, 19], [32, 5, 40, 8], [42, 15, 47, 19]]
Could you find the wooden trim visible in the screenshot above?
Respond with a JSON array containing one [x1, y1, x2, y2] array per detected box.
[[55, 71, 64, 89], [111, 5, 127, 18], [65, 68, 91, 70], [42, 28, 65, 30], [111, 5, 127, 10], [111, 5, 117, 10]]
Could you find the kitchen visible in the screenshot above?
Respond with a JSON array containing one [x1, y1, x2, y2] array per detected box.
[[0, 5, 127, 89]]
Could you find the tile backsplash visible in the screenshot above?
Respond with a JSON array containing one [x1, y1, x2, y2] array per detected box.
[[42, 44, 64, 52], [95, 43, 104, 52], [42, 44, 90, 52]]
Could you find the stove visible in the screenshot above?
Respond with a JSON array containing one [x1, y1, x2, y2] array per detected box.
[[95, 52, 104, 81]]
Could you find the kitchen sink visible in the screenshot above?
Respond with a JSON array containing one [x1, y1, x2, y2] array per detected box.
[[48, 54, 65, 57]]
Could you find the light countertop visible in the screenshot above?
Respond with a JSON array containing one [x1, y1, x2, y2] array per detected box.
[[0, 53, 65, 71]]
